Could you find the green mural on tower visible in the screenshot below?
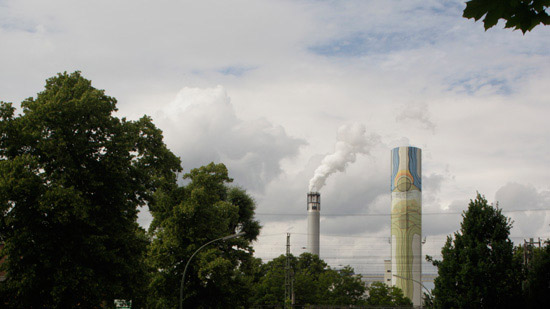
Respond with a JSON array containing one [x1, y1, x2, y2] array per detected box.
[[391, 146, 422, 306]]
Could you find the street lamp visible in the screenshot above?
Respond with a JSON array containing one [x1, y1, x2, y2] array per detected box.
[[179, 232, 246, 309]]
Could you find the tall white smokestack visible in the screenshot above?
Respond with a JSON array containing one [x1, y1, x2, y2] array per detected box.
[[307, 192, 320, 256], [306, 123, 378, 257]]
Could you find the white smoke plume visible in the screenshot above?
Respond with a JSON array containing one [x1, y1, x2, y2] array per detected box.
[[308, 123, 379, 192]]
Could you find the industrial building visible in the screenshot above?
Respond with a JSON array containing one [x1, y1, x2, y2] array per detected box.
[[306, 146, 423, 306]]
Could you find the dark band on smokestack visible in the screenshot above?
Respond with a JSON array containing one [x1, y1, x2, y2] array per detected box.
[[307, 192, 320, 210], [307, 192, 320, 256]]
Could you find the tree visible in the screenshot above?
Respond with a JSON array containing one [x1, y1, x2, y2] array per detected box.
[[293, 252, 332, 306], [428, 193, 522, 308], [422, 291, 434, 309], [463, 0, 550, 33], [366, 282, 413, 307], [321, 266, 368, 306], [251, 253, 367, 307], [0, 72, 181, 307], [520, 240, 550, 307], [146, 163, 261, 308], [250, 253, 295, 306]]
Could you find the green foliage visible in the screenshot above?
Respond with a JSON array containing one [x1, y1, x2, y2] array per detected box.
[[146, 162, 261, 308], [463, 0, 550, 33], [422, 291, 434, 308], [0, 72, 181, 307], [428, 193, 522, 308], [520, 241, 550, 307], [366, 282, 413, 307], [251, 253, 367, 307], [322, 266, 368, 305], [250, 253, 295, 306]]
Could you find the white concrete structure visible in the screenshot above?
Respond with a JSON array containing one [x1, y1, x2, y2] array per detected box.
[[307, 192, 320, 256]]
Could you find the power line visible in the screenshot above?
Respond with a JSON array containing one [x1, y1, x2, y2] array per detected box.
[[256, 208, 550, 217], [255, 232, 550, 240]]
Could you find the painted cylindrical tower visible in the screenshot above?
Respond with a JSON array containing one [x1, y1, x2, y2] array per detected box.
[[391, 147, 422, 306], [307, 192, 320, 256]]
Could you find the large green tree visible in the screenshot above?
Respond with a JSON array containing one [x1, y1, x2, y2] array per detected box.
[[146, 163, 261, 308], [463, 0, 550, 33], [428, 193, 522, 308], [0, 72, 181, 307], [251, 252, 367, 307]]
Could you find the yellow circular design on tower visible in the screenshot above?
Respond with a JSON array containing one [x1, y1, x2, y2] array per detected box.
[[396, 176, 412, 192]]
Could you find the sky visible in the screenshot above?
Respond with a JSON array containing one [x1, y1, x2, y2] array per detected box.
[[2, 0, 550, 276]]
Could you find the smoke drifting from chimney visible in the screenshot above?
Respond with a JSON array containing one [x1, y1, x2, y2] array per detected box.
[[309, 123, 379, 192]]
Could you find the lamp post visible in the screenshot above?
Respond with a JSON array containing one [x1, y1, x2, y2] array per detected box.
[[392, 274, 432, 308], [179, 232, 246, 309]]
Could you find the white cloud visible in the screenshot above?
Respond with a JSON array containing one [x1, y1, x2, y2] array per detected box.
[[154, 85, 305, 192], [495, 183, 550, 238], [396, 102, 436, 133]]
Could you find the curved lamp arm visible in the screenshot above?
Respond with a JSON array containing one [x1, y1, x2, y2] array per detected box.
[[179, 232, 246, 309], [392, 274, 432, 298]]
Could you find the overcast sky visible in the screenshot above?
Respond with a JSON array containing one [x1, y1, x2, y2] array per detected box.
[[2, 0, 550, 275]]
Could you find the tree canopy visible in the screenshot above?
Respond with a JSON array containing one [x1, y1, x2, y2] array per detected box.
[[428, 193, 522, 308], [463, 0, 550, 33], [146, 163, 261, 308], [0, 72, 181, 307], [366, 282, 413, 307], [252, 252, 368, 307], [518, 240, 550, 307]]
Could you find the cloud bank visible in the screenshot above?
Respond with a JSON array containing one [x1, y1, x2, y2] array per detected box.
[[156, 86, 305, 192]]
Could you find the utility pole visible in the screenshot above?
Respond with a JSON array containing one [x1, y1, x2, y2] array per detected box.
[[523, 237, 541, 267], [522, 237, 541, 291], [284, 233, 294, 308]]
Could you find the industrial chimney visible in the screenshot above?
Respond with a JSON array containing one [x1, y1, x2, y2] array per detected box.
[[390, 146, 422, 306], [307, 192, 321, 256]]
